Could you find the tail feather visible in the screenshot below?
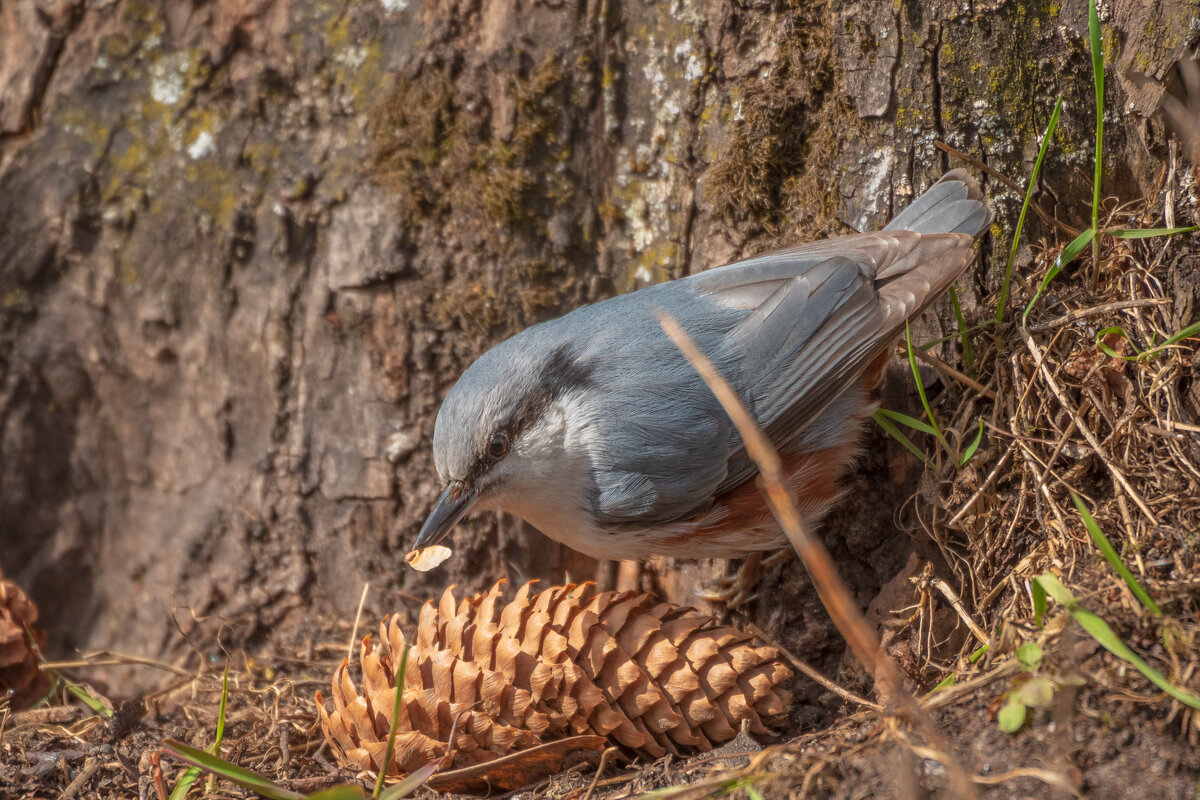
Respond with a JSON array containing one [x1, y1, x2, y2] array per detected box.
[[883, 169, 992, 238]]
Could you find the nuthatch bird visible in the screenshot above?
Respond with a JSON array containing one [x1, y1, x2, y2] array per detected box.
[[415, 171, 991, 561]]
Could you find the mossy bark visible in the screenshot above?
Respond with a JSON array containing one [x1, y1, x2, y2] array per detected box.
[[0, 0, 1195, 687]]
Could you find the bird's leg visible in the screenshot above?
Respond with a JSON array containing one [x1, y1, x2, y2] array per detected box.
[[694, 549, 793, 610]]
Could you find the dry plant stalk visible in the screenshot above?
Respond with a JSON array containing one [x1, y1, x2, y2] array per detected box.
[[0, 567, 47, 709], [316, 581, 792, 778]]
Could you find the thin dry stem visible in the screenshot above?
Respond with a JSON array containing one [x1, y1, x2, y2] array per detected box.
[[658, 311, 981, 800]]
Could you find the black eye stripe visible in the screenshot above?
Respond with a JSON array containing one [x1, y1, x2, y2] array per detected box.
[[466, 344, 595, 483]]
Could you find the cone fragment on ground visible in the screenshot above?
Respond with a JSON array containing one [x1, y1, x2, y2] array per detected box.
[[316, 581, 792, 778], [0, 567, 46, 709]]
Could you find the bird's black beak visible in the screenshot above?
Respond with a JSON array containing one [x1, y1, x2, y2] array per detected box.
[[414, 481, 476, 549]]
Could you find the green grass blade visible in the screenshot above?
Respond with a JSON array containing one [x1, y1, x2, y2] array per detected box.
[[920, 319, 996, 350], [172, 666, 231, 800], [1088, 0, 1103, 239], [1033, 575, 1200, 710], [1071, 492, 1162, 616], [169, 763, 201, 798], [1138, 320, 1200, 360], [932, 673, 956, 691], [374, 645, 411, 798], [997, 96, 1062, 324], [1032, 578, 1048, 627], [1035, 573, 1073, 605], [162, 739, 306, 800], [378, 764, 438, 800], [630, 775, 771, 800], [1022, 227, 1096, 324], [169, 764, 201, 798], [958, 419, 985, 466], [873, 411, 932, 468], [204, 666, 231, 794], [876, 407, 939, 436], [905, 323, 949, 454], [746, 788, 768, 800], [65, 682, 113, 718], [1071, 606, 1200, 708], [1105, 225, 1198, 239], [949, 287, 974, 369], [213, 667, 229, 747], [1094, 326, 1139, 361], [310, 789, 369, 800], [932, 643, 991, 693]]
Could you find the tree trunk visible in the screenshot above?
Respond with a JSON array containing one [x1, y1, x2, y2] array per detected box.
[[1, 0, 1195, 684]]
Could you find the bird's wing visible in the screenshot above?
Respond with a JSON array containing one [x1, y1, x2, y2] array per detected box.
[[687, 230, 979, 496], [576, 310, 740, 525], [579, 233, 972, 526], [587, 170, 989, 525]]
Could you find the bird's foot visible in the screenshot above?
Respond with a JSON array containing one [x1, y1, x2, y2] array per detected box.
[[695, 552, 762, 610], [694, 549, 793, 611]]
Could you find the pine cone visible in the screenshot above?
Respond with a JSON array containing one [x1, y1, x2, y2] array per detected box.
[[317, 581, 791, 780], [0, 567, 46, 709]]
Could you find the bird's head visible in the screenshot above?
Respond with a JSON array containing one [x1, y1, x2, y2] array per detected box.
[[414, 333, 595, 550]]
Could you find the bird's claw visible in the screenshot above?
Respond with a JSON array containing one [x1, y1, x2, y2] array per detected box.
[[694, 553, 764, 611]]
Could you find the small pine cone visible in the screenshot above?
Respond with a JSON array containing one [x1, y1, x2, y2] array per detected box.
[[0, 567, 47, 709], [317, 581, 791, 778]]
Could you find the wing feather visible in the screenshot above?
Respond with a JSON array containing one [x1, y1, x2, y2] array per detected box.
[[581, 171, 990, 526]]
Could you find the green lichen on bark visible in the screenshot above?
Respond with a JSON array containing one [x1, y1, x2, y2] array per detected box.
[[368, 49, 598, 329], [369, 52, 582, 236], [703, 0, 841, 242]]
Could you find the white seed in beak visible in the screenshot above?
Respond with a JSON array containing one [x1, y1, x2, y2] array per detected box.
[[404, 544, 453, 572]]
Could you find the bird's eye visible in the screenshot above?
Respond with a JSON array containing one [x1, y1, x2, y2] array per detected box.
[[488, 430, 510, 459]]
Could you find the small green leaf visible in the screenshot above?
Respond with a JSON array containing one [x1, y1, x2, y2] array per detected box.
[[1071, 492, 1162, 616], [998, 698, 1027, 733], [1032, 579, 1048, 628], [1016, 642, 1043, 671], [958, 419, 985, 466], [1105, 225, 1199, 239], [1034, 573, 1074, 605], [746, 788, 768, 800], [169, 767, 201, 799], [1018, 676, 1055, 708]]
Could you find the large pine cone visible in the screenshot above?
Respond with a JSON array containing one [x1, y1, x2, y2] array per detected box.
[[1, 567, 46, 709], [316, 581, 792, 779]]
